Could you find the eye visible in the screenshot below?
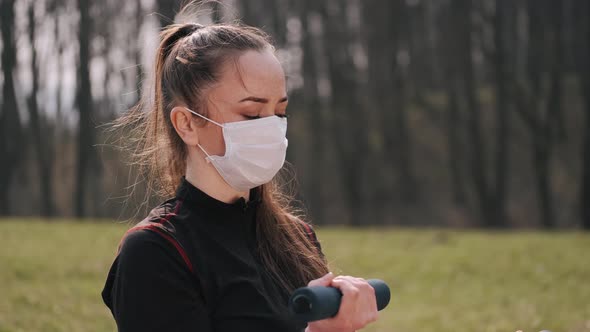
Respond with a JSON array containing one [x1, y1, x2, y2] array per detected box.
[[243, 114, 289, 120]]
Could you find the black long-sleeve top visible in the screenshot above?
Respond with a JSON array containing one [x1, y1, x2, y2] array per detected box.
[[101, 177, 323, 332]]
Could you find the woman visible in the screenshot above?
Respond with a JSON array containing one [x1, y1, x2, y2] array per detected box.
[[101, 19, 379, 332]]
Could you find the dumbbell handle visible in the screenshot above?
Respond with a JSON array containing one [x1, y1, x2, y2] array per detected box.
[[289, 279, 390, 323]]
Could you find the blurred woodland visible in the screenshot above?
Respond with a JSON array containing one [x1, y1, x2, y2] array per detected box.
[[1, 0, 589, 229]]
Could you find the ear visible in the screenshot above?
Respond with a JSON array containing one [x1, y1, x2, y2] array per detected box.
[[170, 106, 200, 146]]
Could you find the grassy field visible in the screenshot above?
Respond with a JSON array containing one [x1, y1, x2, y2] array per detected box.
[[0, 219, 589, 332]]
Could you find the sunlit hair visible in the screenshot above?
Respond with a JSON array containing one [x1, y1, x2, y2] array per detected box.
[[111, 20, 328, 292]]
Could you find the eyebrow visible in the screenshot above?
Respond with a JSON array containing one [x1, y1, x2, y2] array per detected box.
[[238, 96, 289, 103]]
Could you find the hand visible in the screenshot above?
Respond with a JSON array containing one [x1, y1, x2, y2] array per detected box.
[[304, 272, 379, 332]]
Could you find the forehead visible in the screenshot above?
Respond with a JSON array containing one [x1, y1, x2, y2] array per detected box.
[[214, 49, 287, 100]]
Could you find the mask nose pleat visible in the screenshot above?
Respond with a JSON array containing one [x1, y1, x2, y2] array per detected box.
[[225, 128, 285, 143], [232, 143, 286, 169]]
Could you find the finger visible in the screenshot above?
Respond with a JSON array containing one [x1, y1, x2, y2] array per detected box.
[[307, 272, 334, 287], [353, 279, 378, 312], [337, 278, 380, 330], [329, 278, 361, 329], [342, 277, 376, 300], [372, 310, 380, 322], [336, 277, 379, 318], [333, 276, 375, 296], [332, 275, 353, 281], [354, 278, 377, 298], [348, 277, 369, 289], [330, 278, 360, 301]]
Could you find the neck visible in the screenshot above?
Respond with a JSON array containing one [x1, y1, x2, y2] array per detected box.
[[185, 149, 250, 204]]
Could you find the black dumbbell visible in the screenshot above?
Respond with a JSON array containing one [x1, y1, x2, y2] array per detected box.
[[289, 279, 391, 323]]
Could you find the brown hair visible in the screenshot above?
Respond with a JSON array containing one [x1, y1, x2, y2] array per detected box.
[[113, 21, 328, 293]]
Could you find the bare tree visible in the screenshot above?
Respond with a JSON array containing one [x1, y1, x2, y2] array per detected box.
[[580, 0, 590, 230], [28, 4, 55, 217], [362, 0, 419, 225], [440, 1, 466, 206], [457, 0, 495, 226], [390, 0, 419, 205], [133, 0, 144, 104], [453, 0, 512, 227], [156, 0, 178, 28], [75, 0, 95, 217], [513, 0, 563, 228], [239, 0, 287, 46], [211, 1, 222, 23], [0, 0, 23, 215], [490, 0, 511, 226], [295, 0, 327, 221], [320, 0, 367, 225]]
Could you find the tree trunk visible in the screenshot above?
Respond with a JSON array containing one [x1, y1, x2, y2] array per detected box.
[[240, 0, 286, 46], [582, 111, 590, 229], [363, 0, 418, 219], [447, 78, 466, 206], [441, 2, 466, 207], [267, 0, 287, 46], [54, 10, 63, 156], [543, 0, 564, 228], [298, 0, 325, 223], [391, 0, 418, 204], [156, 0, 177, 28], [28, 4, 55, 217], [239, 0, 257, 25], [0, 0, 23, 215], [580, 1, 590, 230], [75, 0, 94, 218], [362, 0, 392, 223], [491, 0, 510, 227], [211, 1, 222, 23], [321, 0, 366, 225], [533, 135, 554, 228], [517, 0, 558, 228], [457, 0, 494, 226], [134, 0, 143, 104]]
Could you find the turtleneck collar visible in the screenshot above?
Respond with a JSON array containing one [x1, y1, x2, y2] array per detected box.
[[175, 176, 262, 213]]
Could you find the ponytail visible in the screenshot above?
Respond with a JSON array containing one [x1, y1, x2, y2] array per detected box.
[[149, 23, 206, 196]]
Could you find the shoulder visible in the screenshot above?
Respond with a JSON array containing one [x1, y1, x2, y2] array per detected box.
[[111, 227, 197, 296], [118, 228, 166, 257], [103, 227, 211, 331], [102, 229, 188, 307], [116, 198, 194, 273], [117, 228, 185, 274]]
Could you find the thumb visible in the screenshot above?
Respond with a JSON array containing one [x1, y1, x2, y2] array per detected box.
[[308, 272, 334, 287]]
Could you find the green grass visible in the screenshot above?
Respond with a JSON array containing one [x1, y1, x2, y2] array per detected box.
[[0, 220, 589, 332]]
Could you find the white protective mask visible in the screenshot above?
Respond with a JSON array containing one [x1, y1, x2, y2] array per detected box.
[[185, 108, 288, 192]]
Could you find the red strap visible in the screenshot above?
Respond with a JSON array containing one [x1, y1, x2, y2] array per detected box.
[[134, 224, 193, 273], [300, 221, 316, 243], [116, 200, 193, 273]]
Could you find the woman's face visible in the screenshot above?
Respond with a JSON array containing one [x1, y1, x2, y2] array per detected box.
[[196, 48, 288, 157]]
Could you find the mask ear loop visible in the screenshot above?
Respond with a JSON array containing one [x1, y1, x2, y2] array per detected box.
[[185, 108, 222, 164], [196, 144, 213, 163], [185, 107, 224, 127]]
